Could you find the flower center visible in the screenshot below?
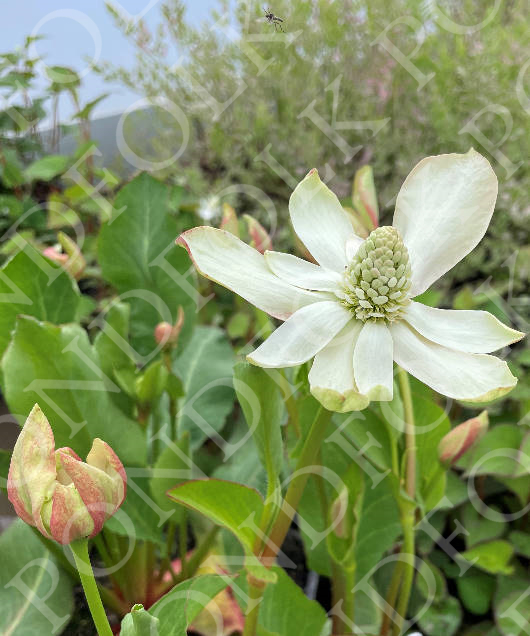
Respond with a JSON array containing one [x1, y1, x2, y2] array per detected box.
[[337, 226, 412, 322]]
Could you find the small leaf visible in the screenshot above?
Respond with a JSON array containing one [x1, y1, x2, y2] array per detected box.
[[457, 571, 495, 615], [150, 433, 191, 520], [25, 155, 70, 181], [120, 604, 160, 636], [458, 540, 514, 575], [168, 479, 264, 555], [508, 530, 530, 558], [417, 596, 463, 636], [150, 575, 233, 636]]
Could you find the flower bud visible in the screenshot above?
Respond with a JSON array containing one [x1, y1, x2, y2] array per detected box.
[[243, 215, 272, 254], [43, 232, 86, 280], [438, 411, 488, 466], [219, 203, 239, 237], [7, 404, 126, 545], [154, 306, 185, 348]]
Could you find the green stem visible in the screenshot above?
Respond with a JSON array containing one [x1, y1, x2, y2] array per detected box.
[[262, 406, 331, 562], [69, 539, 113, 636], [179, 513, 189, 579], [242, 580, 265, 636], [392, 367, 417, 636], [379, 560, 403, 636]]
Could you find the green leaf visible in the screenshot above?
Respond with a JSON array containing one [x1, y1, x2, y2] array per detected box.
[[457, 571, 495, 615], [120, 604, 160, 636], [0, 247, 80, 359], [0, 148, 24, 187], [167, 478, 264, 554], [417, 596, 463, 636], [149, 574, 232, 636], [458, 540, 515, 575], [2, 316, 146, 465], [496, 589, 530, 636], [150, 433, 190, 520], [233, 362, 284, 480], [416, 559, 447, 603], [354, 477, 401, 581], [136, 360, 168, 405], [105, 474, 166, 544], [414, 396, 450, 511], [460, 502, 507, 548], [25, 155, 70, 181], [74, 94, 109, 121], [458, 424, 523, 477], [235, 567, 328, 636], [98, 172, 196, 356], [0, 520, 74, 635], [174, 326, 235, 449], [509, 530, 530, 558]]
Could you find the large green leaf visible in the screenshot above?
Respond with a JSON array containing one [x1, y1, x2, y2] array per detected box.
[[457, 571, 495, 615], [0, 520, 74, 635], [458, 424, 524, 477], [150, 575, 232, 636], [167, 478, 264, 554], [0, 247, 80, 358], [2, 316, 146, 465], [174, 326, 235, 449], [417, 596, 462, 636], [414, 396, 450, 511], [98, 172, 196, 357], [233, 362, 284, 480]]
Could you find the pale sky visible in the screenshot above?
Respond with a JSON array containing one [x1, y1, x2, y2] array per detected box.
[[3, 0, 220, 120]]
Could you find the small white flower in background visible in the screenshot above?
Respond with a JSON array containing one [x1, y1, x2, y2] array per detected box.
[[198, 195, 221, 222], [178, 150, 524, 412]]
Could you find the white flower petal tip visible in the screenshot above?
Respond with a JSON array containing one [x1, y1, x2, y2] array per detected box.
[[289, 169, 359, 271], [391, 322, 517, 402], [310, 386, 370, 413], [393, 149, 498, 297], [177, 226, 322, 320], [404, 302, 524, 354], [353, 322, 394, 402]]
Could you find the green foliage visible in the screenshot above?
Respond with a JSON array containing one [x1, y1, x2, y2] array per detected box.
[[0, 521, 74, 635]]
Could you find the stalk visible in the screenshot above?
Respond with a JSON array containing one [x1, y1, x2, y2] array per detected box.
[[262, 406, 331, 562], [69, 539, 113, 636], [392, 367, 417, 636]]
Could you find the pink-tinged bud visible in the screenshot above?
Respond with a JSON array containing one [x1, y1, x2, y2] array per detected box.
[[154, 307, 185, 348], [438, 411, 488, 466], [219, 203, 239, 237], [352, 165, 379, 232], [243, 215, 272, 254], [43, 232, 86, 280], [7, 404, 126, 545]]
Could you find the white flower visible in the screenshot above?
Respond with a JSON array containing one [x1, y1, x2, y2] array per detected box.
[[178, 150, 523, 412]]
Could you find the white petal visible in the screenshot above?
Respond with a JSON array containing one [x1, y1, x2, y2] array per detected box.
[[289, 169, 360, 271], [345, 235, 364, 261], [264, 250, 342, 292], [393, 150, 498, 296], [404, 302, 524, 354], [309, 321, 370, 412], [247, 301, 351, 368], [178, 227, 322, 320], [353, 322, 394, 401], [391, 321, 517, 402]]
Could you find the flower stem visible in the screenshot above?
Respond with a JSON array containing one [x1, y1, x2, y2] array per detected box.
[[242, 580, 265, 636], [392, 367, 417, 636], [69, 539, 113, 636], [262, 406, 331, 562]]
